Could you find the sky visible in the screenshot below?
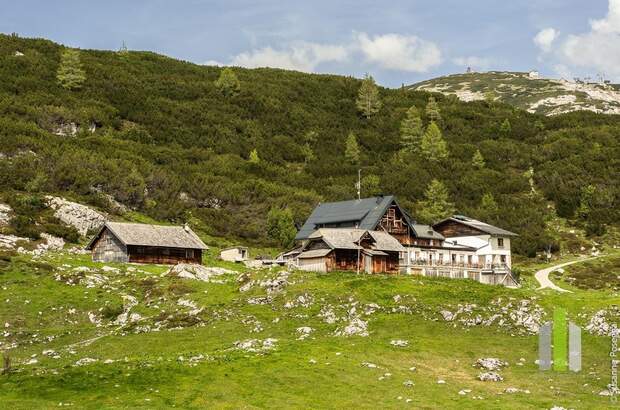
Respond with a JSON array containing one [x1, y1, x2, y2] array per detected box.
[[1, 0, 617, 87]]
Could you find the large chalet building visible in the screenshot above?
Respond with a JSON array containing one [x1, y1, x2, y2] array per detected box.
[[289, 195, 518, 286]]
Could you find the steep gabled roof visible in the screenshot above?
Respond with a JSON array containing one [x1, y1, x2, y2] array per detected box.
[[367, 230, 406, 252], [86, 222, 208, 250], [434, 215, 518, 237], [304, 228, 405, 253], [307, 228, 365, 250], [295, 196, 413, 240], [411, 224, 445, 240]]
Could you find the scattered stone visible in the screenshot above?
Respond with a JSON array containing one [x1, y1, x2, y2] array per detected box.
[[0, 234, 29, 249], [390, 339, 409, 347], [74, 357, 98, 366], [474, 358, 508, 371], [335, 317, 368, 337], [478, 372, 503, 382], [458, 389, 471, 395], [361, 362, 378, 368], [437, 379, 446, 384], [440, 310, 455, 321], [165, 264, 234, 283], [504, 387, 530, 394], [258, 271, 291, 293], [296, 326, 313, 340], [403, 380, 414, 387], [585, 307, 620, 336], [233, 338, 278, 353]]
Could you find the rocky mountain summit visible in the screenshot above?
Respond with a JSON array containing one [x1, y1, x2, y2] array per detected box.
[[411, 71, 620, 116]]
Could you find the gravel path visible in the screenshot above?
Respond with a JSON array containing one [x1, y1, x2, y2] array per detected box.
[[534, 257, 600, 292]]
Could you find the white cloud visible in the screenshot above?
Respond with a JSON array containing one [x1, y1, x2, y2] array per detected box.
[[209, 32, 442, 74], [355, 33, 441, 72], [229, 43, 348, 72], [452, 56, 492, 70], [533, 28, 559, 52], [543, 0, 620, 79]]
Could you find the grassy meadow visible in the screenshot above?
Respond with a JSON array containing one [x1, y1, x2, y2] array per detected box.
[[0, 247, 619, 409]]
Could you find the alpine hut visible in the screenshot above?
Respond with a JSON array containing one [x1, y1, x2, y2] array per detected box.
[[86, 222, 208, 264]]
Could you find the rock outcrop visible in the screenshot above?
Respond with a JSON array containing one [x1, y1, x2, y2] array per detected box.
[[44, 196, 106, 236], [0, 204, 11, 226]]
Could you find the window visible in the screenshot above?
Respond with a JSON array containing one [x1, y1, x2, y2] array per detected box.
[[500, 255, 507, 263], [451, 254, 456, 263], [186, 249, 194, 259], [438, 253, 444, 263], [468, 255, 472, 265], [497, 238, 504, 248]]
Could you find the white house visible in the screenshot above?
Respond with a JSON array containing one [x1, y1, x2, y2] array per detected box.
[[433, 215, 517, 270], [220, 246, 249, 262]]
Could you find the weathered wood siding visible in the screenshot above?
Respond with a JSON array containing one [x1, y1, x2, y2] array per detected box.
[[298, 257, 327, 272], [127, 246, 202, 265], [433, 220, 484, 237], [91, 228, 129, 263]]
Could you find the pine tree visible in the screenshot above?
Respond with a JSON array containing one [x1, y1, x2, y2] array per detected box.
[[416, 179, 455, 224], [420, 122, 448, 161], [345, 132, 360, 164], [472, 149, 485, 169], [400, 106, 424, 153], [248, 149, 260, 164], [484, 91, 496, 105], [215, 68, 241, 97], [361, 174, 381, 196], [266, 207, 297, 247], [425, 96, 442, 123], [301, 143, 315, 163], [479, 192, 499, 222], [500, 118, 512, 134], [356, 73, 382, 118], [56, 49, 86, 90]]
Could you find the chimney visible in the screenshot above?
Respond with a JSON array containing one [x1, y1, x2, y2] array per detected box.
[[183, 223, 190, 233]]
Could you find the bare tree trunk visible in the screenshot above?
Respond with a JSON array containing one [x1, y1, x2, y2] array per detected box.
[[2, 353, 10, 375]]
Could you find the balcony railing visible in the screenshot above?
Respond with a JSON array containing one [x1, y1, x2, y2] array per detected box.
[[403, 260, 510, 272]]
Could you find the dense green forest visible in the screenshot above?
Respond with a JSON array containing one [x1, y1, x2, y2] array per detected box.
[[0, 34, 618, 256]]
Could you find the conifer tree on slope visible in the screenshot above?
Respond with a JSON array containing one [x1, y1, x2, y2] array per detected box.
[[425, 96, 442, 123], [356, 73, 382, 118], [215, 67, 241, 97], [416, 179, 455, 223], [420, 121, 448, 161], [56, 49, 86, 90], [400, 106, 424, 153], [345, 132, 360, 164]]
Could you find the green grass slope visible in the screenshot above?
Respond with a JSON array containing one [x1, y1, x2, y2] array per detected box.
[[0, 249, 619, 409], [1, 35, 619, 255]]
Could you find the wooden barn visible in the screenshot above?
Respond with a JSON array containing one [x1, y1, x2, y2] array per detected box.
[[296, 228, 404, 274], [86, 222, 208, 265]]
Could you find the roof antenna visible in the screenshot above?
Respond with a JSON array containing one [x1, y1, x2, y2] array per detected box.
[[355, 169, 361, 200]]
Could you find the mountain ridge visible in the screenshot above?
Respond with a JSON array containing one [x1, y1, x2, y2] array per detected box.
[[411, 71, 620, 116]]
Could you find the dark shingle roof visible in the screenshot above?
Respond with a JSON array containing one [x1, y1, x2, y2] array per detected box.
[[295, 196, 412, 240], [86, 222, 208, 250], [435, 215, 517, 237]]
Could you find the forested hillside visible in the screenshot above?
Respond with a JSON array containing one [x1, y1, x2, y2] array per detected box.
[[1, 34, 619, 256]]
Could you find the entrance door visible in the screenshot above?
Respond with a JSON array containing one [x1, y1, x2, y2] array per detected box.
[[364, 254, 373, 274]]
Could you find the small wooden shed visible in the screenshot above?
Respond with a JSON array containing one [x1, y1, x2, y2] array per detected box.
[[86, 222, 208, 265]]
